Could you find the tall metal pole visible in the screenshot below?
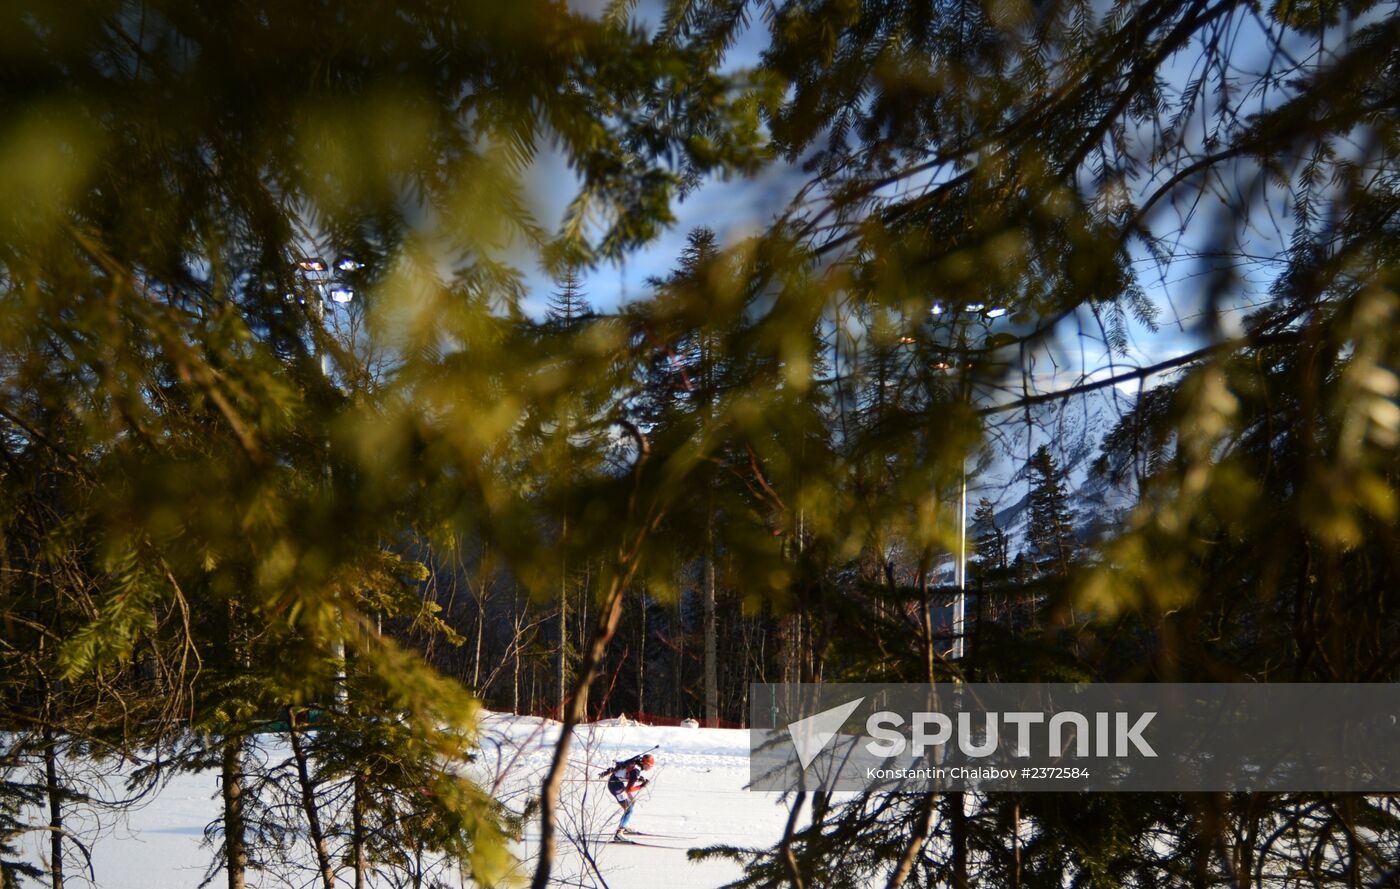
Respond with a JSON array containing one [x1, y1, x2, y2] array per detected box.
[[953, 467, 967, 660], [934, 302, 1003, 662], [303, 259, 348, 706], [953, 315, 969, 662]]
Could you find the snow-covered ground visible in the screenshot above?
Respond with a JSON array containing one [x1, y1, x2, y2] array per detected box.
[[477, 713, 789, 888], [21, 714, 794, 888]]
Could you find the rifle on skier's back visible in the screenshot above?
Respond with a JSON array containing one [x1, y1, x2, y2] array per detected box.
[[596, 745, 659, 779]]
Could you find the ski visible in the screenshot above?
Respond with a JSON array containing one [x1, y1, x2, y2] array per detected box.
[[527, 831, 697, 842], [622, 830, 697, 839], [611, 836, 691, 848]]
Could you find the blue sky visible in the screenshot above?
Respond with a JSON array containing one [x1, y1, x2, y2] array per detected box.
[[522, 0, 788, 315], [522, 0, 1341, 407]]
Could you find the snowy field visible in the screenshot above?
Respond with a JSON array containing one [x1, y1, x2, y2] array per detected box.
[[478, 713, 790, 888], [22, 714, 796, 888]]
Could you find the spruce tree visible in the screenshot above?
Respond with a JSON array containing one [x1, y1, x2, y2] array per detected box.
[[1026, 445, 1077, 577], [972, 497, 1008, 580], [635, 227, 733, 724], [971, 494, 1011, 634], [546, 269, 592, 328]]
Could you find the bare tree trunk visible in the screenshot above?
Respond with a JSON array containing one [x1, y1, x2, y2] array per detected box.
[[531, 564, 637, 889], [411, 835, 426, 889], [287, 708, 336, 889], [778, 790, 808, 889], [886, 793, 937, 889], [472, 592, 485, 689], [580, 562, 591, 702], [638, 582, 647, 715], [1012, 799, 1022, 889], [674, 596, 685, 716], [38, 632, 65, 889], [1342, 797, 1360, 889], [891, 577, 938, 889], [352, 774, 367, 889], [512, 596, 521, 713], [472, 544, 489, 689], [704, 505, 718, 726], [919, 574, 934, 685], [557, 517, 568, 717], [43, 722, 63, 889], [950, 792, 969, 889], [222, 739, 247, 889], [793, 510, 806, 687], [784, 616, 806, 686]]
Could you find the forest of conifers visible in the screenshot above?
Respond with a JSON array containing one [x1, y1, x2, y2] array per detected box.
[[2, 0, 1399, 886]]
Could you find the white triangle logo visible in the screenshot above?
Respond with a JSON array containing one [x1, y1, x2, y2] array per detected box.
[[787, 697, 865, 769]]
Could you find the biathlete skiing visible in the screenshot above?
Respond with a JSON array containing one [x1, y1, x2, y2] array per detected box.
[[598, 751, 655, 840]]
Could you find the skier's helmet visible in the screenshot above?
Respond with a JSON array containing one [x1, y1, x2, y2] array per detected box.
[[640, 754, 655, 769]]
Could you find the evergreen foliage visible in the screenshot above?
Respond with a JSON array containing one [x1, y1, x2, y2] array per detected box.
[[972, 498, 1008, 579], [1025, 445, 1077, 576], [0, 0, 1398, 885], [547, 270, 592, 328]]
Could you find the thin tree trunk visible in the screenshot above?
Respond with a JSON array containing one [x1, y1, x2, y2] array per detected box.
[[950, 792, 969, 889], [794, 614, 802, 686], [43, 722, 63, 889], [287, 708, 336, 889], [797, 509, 806, 686], [806, 611, 817, 683], [885, 793, 937, 889], [638, 582, 647, 715], [472, 544, 489, 689], [558, 517, 568, 717], [512, 597, 521, 713], [1342, 797, 1360, 889], [778, 790, 808, 889], [472, 591, 485, 689], [704, 505, 718, 726], [411, 836, 426, 889], [1012, 799, 1022, 889], [222, 739, 247, 889], [919, 574, 934, 685], [39, 630, 64, 889], [580, 562, 591, 704], [531, 566, 636, 889], [353, 773, 367, 889], [674, 596, 685, 716], [890, 636, 937, 889]]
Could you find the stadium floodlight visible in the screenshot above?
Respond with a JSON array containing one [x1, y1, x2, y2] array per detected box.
[[329, 286, 355, 304], [297, 257, 328, 273], [927, 301, 1008, 662]]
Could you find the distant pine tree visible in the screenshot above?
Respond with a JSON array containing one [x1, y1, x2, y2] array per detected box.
[[546, 269, 591, 327], [1026, 445, 1076, 577], [971, 497, 1008, 581]]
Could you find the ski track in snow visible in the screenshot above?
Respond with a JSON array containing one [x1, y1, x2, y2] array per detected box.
[[23, 713, 793, 888]]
